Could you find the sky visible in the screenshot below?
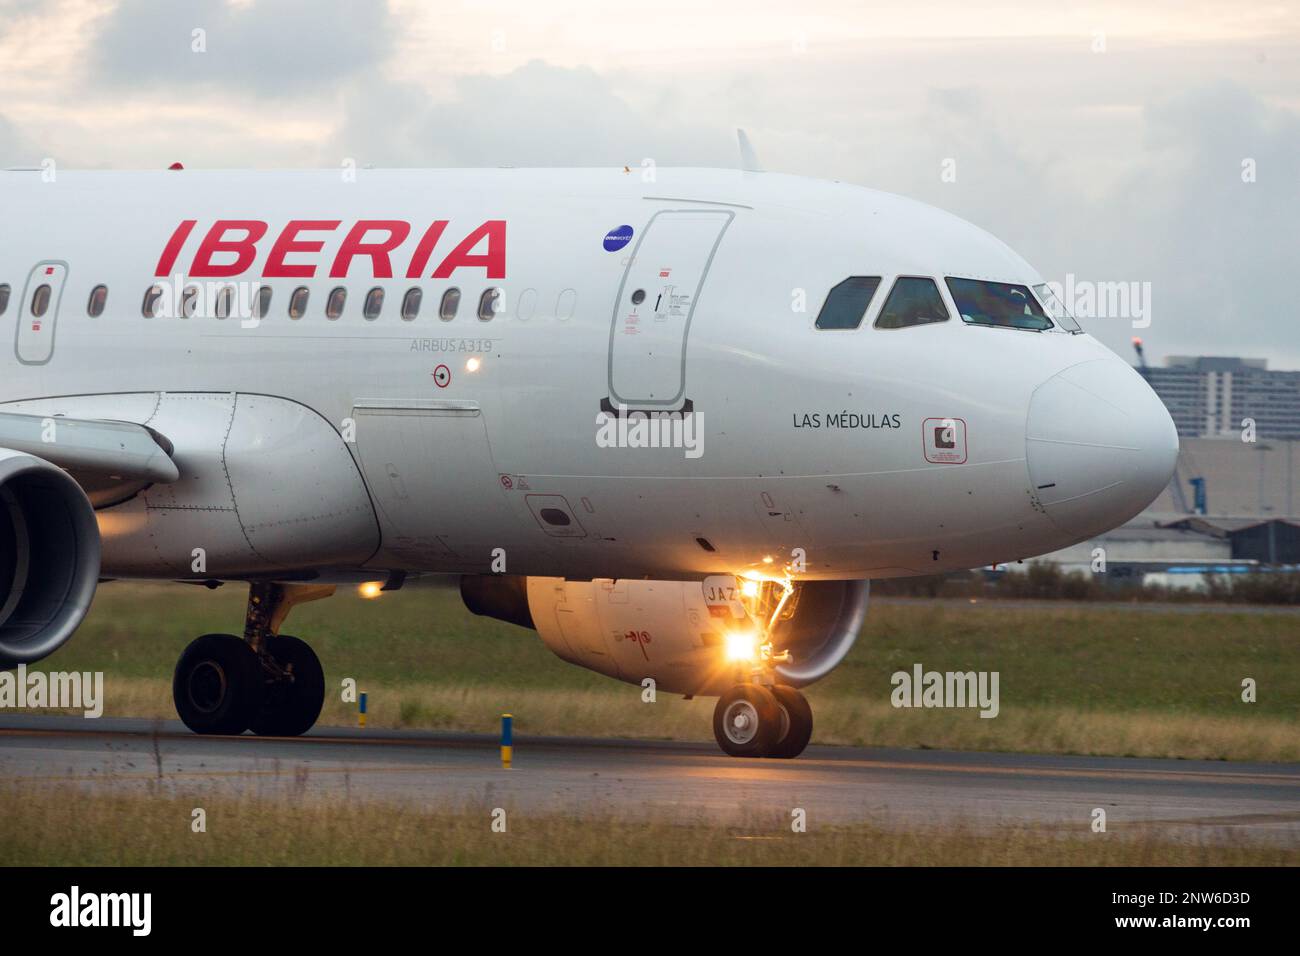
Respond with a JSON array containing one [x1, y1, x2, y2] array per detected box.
[[1, 0, 1297, 367]]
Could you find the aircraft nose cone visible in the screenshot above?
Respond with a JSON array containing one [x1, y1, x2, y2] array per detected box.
[[1026, 358, 1179, 538]]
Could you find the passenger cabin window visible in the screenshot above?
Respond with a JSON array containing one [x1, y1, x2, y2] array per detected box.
[[215, 286, 234, 319], [815, 276, 881, 330], [143, 285, 164, 318], [0, 284, 9, 316], [87, 285, 108, 317], [439, 288, 460, 321], [326, 287, 347, 320], [874, 277, 949, 330], [946, 278, 1053, 332], [289, 286, 310, 319], [478, 288, 502, 321], [181, 285, 199, 318], [401, 288, 422, 321], [254, 286, 272, 319], [363, 287, 384, 320], [31, 285, 51, 318]]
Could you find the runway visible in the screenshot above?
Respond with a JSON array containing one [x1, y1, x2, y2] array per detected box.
[[876, 596, 1300, 616], [2, 715, 1297, 844]]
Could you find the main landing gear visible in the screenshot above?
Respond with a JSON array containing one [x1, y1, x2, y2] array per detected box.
[[172, 582, 333, 736]]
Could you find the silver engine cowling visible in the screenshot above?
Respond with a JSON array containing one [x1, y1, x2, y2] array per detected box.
[[462, 574, 869, 697], [0, 450, 101, 666]]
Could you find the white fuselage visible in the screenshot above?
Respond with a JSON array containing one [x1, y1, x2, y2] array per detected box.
[[0, 167, 1178, 583]]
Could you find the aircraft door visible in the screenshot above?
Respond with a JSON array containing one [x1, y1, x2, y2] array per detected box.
[[15, 261, 68, 365], [607, 209, 733, 409]]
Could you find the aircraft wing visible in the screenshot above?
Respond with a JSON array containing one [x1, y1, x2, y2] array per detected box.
[[0, 411, 179, 505]]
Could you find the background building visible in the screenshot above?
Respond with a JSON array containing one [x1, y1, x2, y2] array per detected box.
[[1132, 355, 1299, 518], [1141, 356, 1300, 441], [1148, 436, 1298, 517]]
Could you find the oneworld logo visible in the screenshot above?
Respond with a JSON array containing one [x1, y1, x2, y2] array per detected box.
[[50, 886, 151, 936], [603, 224, 634, 252]]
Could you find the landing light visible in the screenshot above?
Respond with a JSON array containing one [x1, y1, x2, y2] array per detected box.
[[358, 582, 383, 599], [724, 630, 758, 662], [740, 580, 759, 599], [466, 357, 481, 372]]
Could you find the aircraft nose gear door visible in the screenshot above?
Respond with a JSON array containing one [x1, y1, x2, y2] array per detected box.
[[15, 261, 68, 366], [606, 209, 733, 411]]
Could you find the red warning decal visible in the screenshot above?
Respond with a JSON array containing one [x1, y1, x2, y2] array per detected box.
[[923, 417, 968, 464]]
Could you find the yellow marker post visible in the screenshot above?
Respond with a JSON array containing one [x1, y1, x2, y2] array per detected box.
[[501, 713, 513, 769]]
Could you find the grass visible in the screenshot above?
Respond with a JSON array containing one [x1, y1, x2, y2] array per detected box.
[[2, 783, 1292, 866], [25, 580, 1300, 762]]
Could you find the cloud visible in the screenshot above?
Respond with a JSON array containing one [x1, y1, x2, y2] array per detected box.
[[1112, 82, 1300, 363], [1001, 81, 1300, 366], [1, 2, 1296, 366], [88, 0, 395, 96], [0, 113, 37, 167], [330, 60, 736, 168]]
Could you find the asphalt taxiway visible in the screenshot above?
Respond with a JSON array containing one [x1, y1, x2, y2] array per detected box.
[[1, 715, 1296, 843]]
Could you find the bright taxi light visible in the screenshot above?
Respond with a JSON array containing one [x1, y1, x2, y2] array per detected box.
[[358, 581, 383, 599], [740, 579, 759, 599], [724, 630, 758, 662]]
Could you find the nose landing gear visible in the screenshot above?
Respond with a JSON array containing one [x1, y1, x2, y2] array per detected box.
[[712, 682, 813, 758], [710, 574, 815, 758], [172, 582, 332, 736]]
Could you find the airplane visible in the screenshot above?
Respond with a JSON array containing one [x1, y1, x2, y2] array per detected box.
[[0, 147, 1178, 758]]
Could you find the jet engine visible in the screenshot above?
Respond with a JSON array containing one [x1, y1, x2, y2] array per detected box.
[[461, 573, 868, 697], [0, 450, 102, 666]]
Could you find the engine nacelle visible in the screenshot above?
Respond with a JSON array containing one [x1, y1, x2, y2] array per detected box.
[[0, 450, 101, 666], [462, 574, 868, 696]]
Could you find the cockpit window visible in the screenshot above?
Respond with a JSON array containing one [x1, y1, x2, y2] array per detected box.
[[1031, 282, 1083, 333], [814, 276, 881, 330], [946, 278, 1053, 331], [874, 276, 949, 329]]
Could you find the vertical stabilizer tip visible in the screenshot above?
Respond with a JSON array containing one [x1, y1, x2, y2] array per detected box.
[[737, 129, 764, 173]]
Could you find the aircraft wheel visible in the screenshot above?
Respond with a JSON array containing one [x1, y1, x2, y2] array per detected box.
[[173, 633, 264, 735], [712, 684, 781, 757], [768, 685, 813, 759], [248, 634, 325, 737]]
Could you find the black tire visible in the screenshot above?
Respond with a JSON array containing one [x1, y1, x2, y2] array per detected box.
[[173, 633, 264, 735], [712, 684, 782, 757], [769, 685, 814, 759], [248, 634, 325, 737]]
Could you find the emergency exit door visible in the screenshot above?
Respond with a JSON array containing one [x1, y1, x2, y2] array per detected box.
[[15, 261, 68, 365], [607, 209, 733, 408]]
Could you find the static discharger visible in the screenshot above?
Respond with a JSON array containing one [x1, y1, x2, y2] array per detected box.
[[358, 691, 367, 729], [501, 713, 513, 769]]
